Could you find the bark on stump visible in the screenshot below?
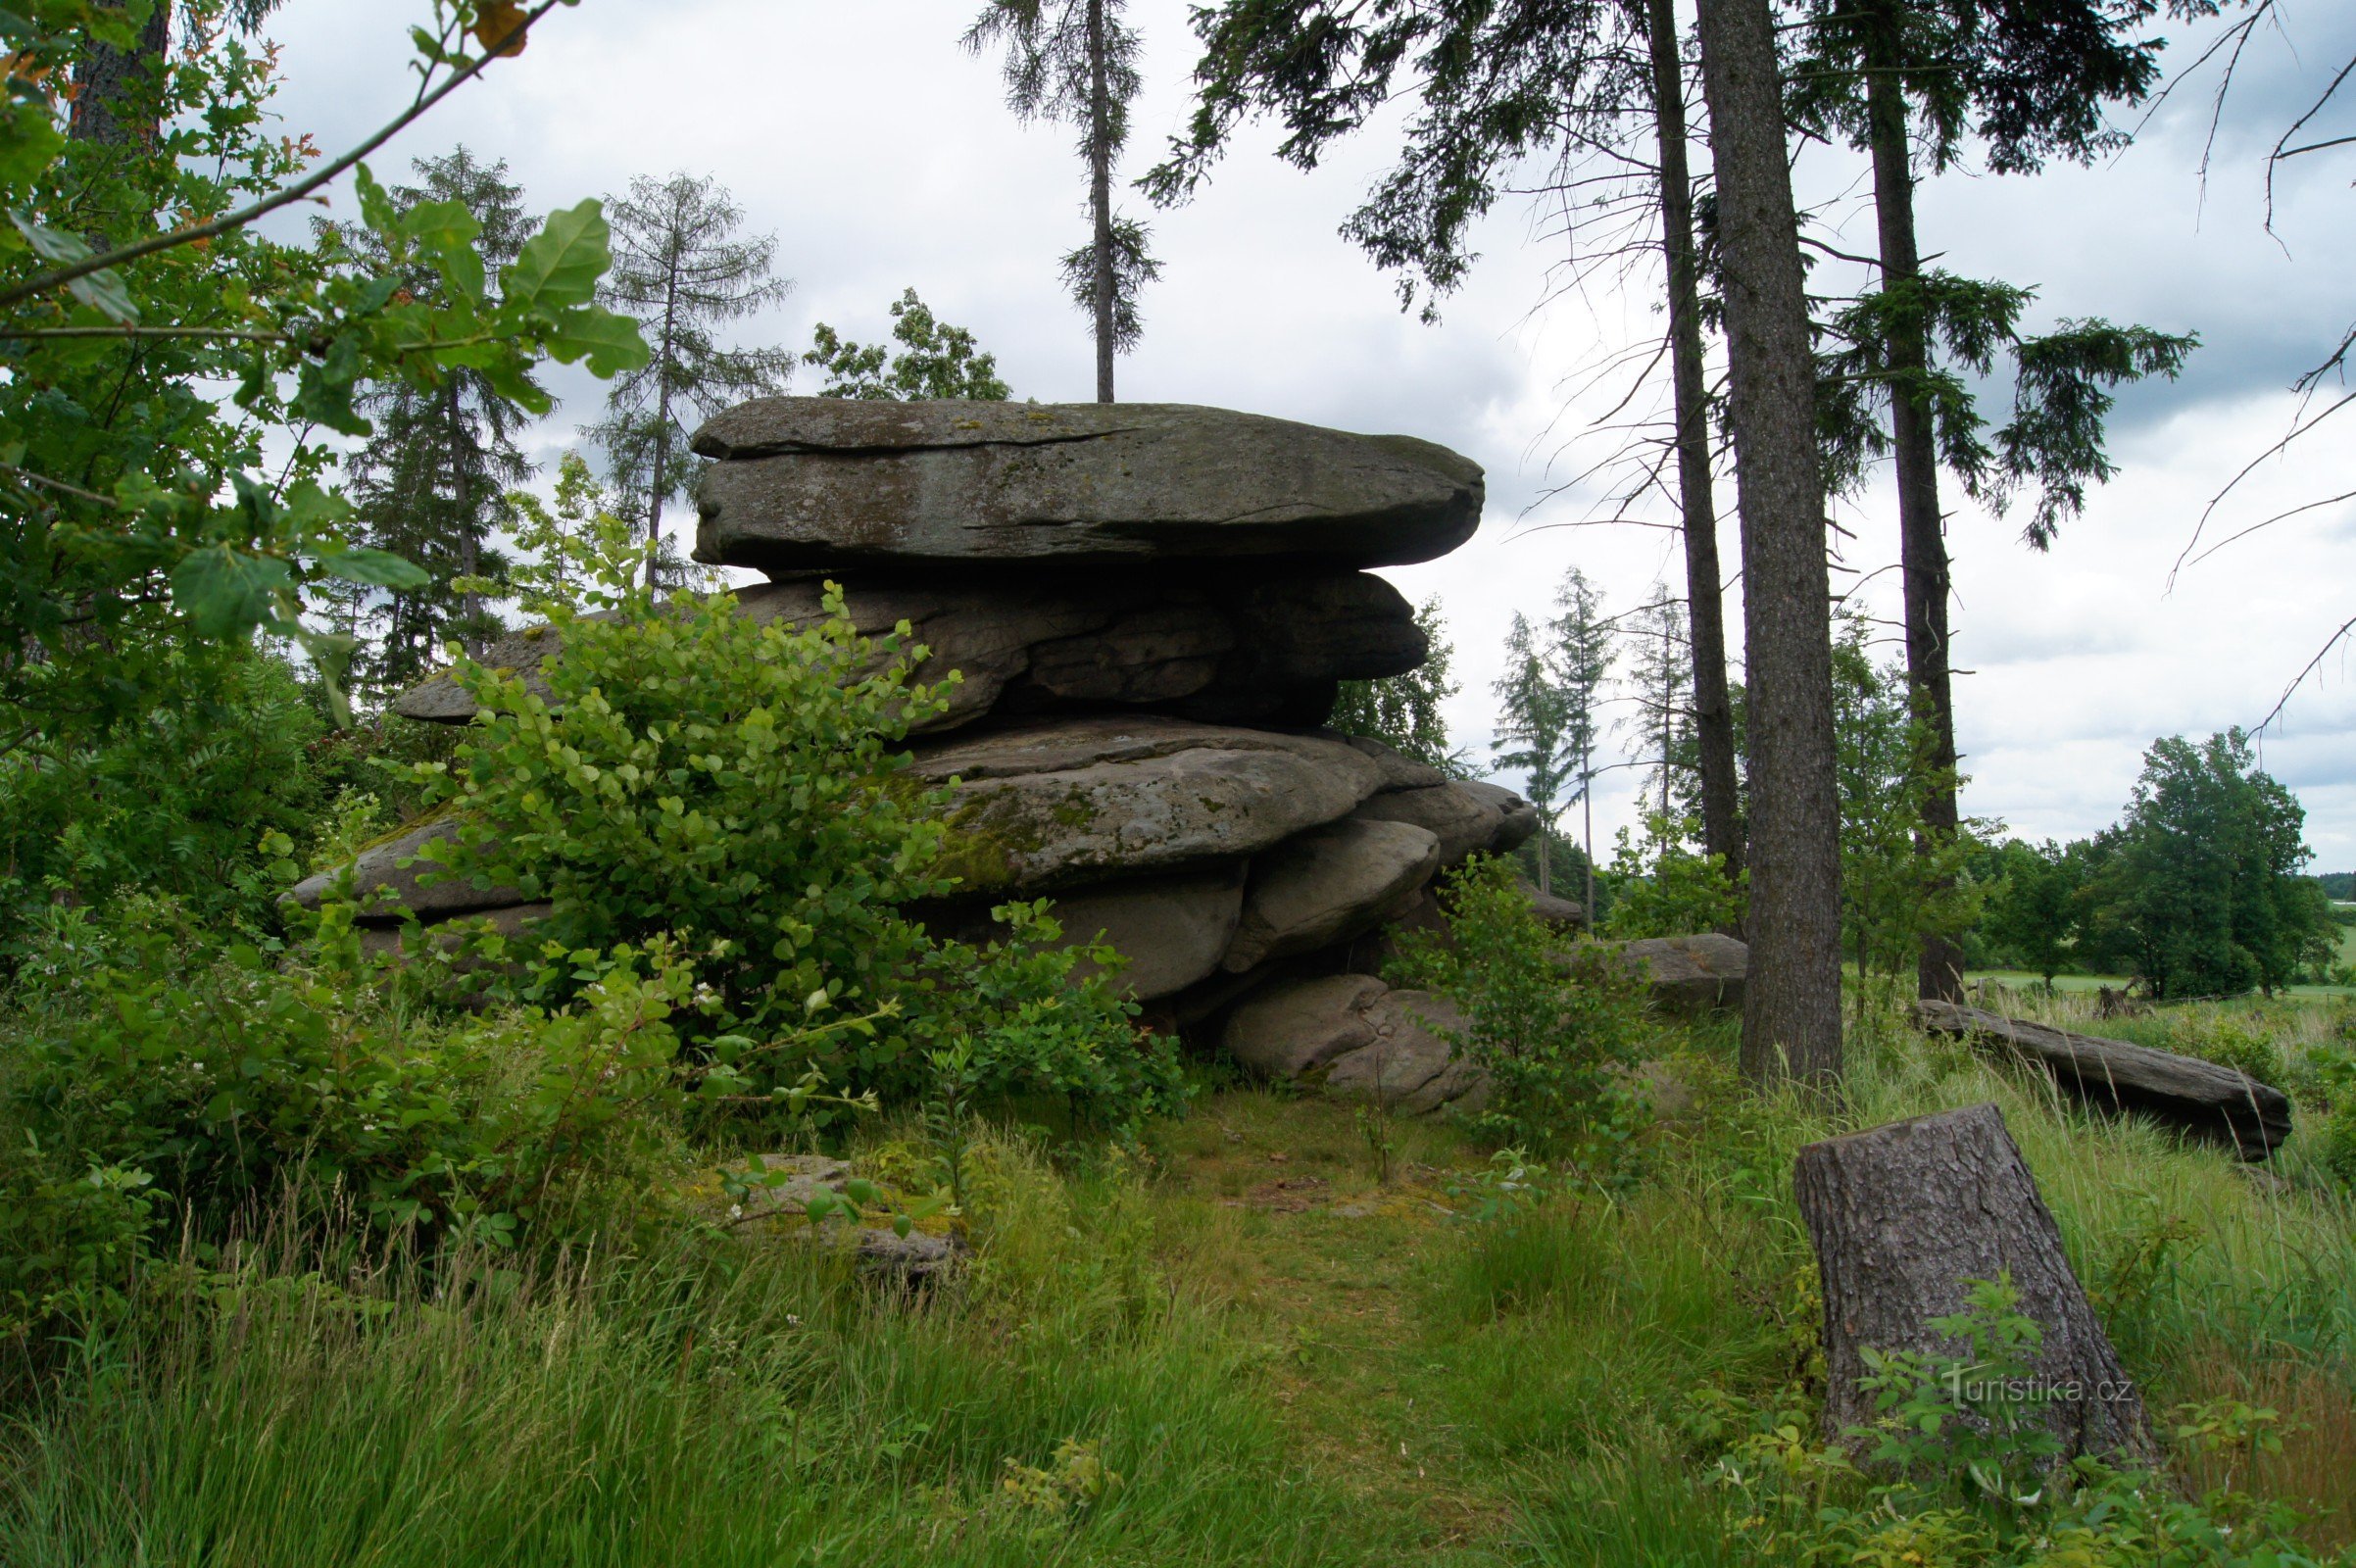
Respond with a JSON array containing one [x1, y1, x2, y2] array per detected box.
[[1794, 1102, 2154, 1463]]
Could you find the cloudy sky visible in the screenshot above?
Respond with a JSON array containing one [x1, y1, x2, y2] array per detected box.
[[258, 0, 2356, 868]]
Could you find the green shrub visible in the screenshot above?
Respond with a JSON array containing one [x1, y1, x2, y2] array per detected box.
[[1601, 814, 1744, 939], [1388, 855, 1649, 1162], [0, 896, 721, 1354], [0, 649, 328, 958], [0, 1148, 155, 1351], [414, 510, 1180, 1132], [2164, 1009, 2285, 1085], [902, 902, 1189, 1133], [2296, 1036, 2356, 1187], [417, 510, 954, 1032], [1699, 1277, 2352, 1566]]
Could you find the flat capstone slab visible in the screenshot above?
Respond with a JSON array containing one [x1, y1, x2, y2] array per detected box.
[[690, 399, 1484, 571]]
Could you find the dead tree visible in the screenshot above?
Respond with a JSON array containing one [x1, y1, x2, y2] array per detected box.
[[1793, 1102, 2155, 1462]]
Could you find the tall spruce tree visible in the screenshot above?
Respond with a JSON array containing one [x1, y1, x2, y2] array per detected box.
[[1789, 0, 2193, 1003], [334, 147, 537, 690], [1494, 612, 1575, 898], [1694, 0, 1845, 1088], [1148, 1, 1744, 875], [966, 0, 1159, 401], [1551, 567, 1616, 918], [1621, 583, 1693, 828], [588, 172, 795, 589], [1639, 0, 1743, 881]]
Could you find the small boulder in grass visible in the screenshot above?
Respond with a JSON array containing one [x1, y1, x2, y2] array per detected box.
[[712, 1153, 968, 1284]]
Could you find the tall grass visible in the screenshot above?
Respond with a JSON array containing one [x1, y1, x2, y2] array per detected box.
[[0, 1136, 1393, 1568], [1428, 999, 2356, 1559], [6, 1008, 2350, 1563]]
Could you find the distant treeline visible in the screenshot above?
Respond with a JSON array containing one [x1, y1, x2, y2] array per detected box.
[[2322, 871, 2356, 901]]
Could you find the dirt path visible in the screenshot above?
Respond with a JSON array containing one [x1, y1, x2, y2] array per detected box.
[[1150, 1092, 1509, 1559]]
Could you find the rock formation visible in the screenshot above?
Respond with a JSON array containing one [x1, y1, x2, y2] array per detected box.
[[298, 398, 1580, 1114]]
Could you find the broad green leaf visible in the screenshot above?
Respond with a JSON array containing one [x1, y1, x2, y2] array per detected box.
[[479, 353, 554, 416], [0, 99, 65, 188], [502, 199, 610, 313], [291, 356, 368, 436], [279, 477, 353, 536], [9, 210, 137, 322], [544, 304, 651, 377], [353, 163, 397, 237], [406, 197, 485, 302], [172, 545, 293, 639], [317, 545, 429, 591]]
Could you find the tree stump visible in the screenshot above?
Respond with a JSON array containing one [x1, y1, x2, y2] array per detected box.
[[1794, 1102, 2154, 1462]]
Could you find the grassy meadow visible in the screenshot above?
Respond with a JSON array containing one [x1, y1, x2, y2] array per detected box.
[[4, 993, 2351, 1566]]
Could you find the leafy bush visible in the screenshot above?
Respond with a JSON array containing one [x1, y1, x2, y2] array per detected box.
[[1388, 855, 1649, 1161], [0, 1147, 156, 1352], [415, 510, 1181, 1130], [2293, 1034, 2356, 1187], [903, 902, 1189, 1133], [2164, 1010, 2285, 1085], [0, 649, 328, 958], [0, 896, 724, 1352], [417, 510, 954, 1033], [1602, 814, 1744, 939]]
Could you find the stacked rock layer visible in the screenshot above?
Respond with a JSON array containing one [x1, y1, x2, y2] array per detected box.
[[299, 400, 1551, 1112]]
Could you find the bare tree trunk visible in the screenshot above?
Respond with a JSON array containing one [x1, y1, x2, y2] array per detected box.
[[1644, 0, 1743, 884], [644, 257, 682, 591], [1658, 620, 1673, 821], [644, 417, 672, 592], [1794, 1102, 2156, 1462], [449, 380, 482, 658], [71, 1, 172, 147], [1086, 0, 1117, 404], [1862, 1, 1965, 1004], [1694, 0, 1844, 1089], [1582, 776, 1595, 919], [1536, 817, 1552, 897]]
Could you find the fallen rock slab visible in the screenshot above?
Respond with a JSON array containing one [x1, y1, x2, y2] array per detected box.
[[355, 901, 551, 963], [719, 1153, 969, 1284], [1221, 818, 1442, 972], [1223, 972, 1387, 1079], [1522, 882, 1590, 929], [1913, 1000, 2293, 1158], [993, 865, 1246, 1001], [1320, 988, 1487, 1115], [691, 399, 1484, 571]]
